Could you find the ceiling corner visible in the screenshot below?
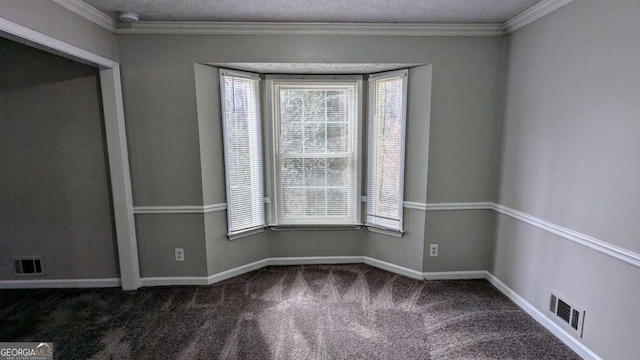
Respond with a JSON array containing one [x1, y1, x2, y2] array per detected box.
[[50, 0, 116, 32], [504, 0, 575, 33]]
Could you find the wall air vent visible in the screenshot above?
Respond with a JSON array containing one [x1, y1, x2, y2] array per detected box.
[[14, 257, 45, 276], [549, 291, 584, 337]]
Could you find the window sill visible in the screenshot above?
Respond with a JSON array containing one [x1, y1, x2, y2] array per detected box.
[[366, 225, 404, 238], [227, 227, 265, 241], [269, 224, 362, 232]]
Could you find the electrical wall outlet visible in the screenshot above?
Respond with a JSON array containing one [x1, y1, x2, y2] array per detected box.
[[429, 244, 438, 257], [175, 248, 184, 262]]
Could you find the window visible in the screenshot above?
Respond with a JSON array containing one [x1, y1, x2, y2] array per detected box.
[[366, 70, 408, 233], [219, 69, 408, 236], [266, 76, 362, 226], [219, 70, 265, 238]]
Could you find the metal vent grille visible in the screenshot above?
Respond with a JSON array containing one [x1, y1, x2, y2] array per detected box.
[[549, 291, 584, 337], [556, 299, 571, 323], [14, 257, 45, 276], [549, 294, 557, 313], [571, 309, 580, 330]]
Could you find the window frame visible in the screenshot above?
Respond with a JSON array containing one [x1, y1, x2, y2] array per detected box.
[[219, 68, 266, 239], [264, 75, 364, 228], [365, 69, 409, 235]]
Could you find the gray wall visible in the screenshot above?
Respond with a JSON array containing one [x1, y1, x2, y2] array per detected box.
[[0, 38, 118, 280], [118, 34, 505, 276], [495, 0, 640, 358], [0, 0, 118, 61]]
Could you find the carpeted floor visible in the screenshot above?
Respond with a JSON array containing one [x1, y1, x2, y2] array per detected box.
[[0, 264, 580, 359]]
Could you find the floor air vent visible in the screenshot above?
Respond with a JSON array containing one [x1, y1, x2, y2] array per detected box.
[[14, 257, 45, 276], [549, 291, 584, 337]]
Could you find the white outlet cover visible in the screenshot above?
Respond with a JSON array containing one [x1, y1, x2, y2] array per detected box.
[[175, 248, 184, 261]]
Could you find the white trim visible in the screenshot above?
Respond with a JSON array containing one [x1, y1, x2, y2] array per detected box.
[[140, 276, 209, 287], [367, 226, 404, 238], [208, 259, 270, 284], [46, 0, 572, 37], [403, 201, 428, 211], [0, 18, 140, 290], [504, 0, 575, 33], [402, 201, 494, 211], [100, 67, 141, 291], [425, 202, 494, 211], [139, 256, 427, 287], [0, 18, 116, 68], [486, 272, 602, 360], [363, 257, 423, 280], [493, 203, 640, 270], [133, 203, 227, 214], [0, 278, 121, 289], [423, 270, 487, 280], [270, 225, 362, 231], [117, 22, 504, 36], [269, 256, 363, 266], [204, 203, 227, 213], [228, 227, 265, 241], [219, 68, 261, 79], [50, 0, 116, 32]]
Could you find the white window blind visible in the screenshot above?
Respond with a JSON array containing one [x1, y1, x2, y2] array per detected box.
[[268, 78, 362, 226], [219, 70, 265, 237], [366, 70, 408, 232]]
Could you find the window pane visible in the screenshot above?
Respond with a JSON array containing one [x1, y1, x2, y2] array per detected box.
[[327, 123, 348, 153], [281, 158, 304, 186], [272, 80, 360, 225], [327, 189, 348, 216], [305, 188, 326, 216], [304, 158, 326, 186], [220, 71, 265, 235], [303, 123, 326, 153], [280, 123, 303, 153], [327, 158, 348, 186], [367, 71, 407, 232], [282, 188, 304, 216]]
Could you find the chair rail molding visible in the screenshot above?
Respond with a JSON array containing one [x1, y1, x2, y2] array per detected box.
[[133, 203, 227, 214], [492, 203, 640, 269]]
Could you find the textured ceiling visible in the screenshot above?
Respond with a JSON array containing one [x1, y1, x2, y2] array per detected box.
[[82, 0, 544, 23]]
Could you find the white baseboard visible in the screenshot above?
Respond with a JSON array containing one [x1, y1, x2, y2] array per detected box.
[[423, 270, 487, 280], [139, 276, 209, 287], [485, 272, 602, 360], [269, 256, 363, 266], [0, 258, 482, 289], [363, 257, 423, 279], [0, 278, 121, 289], [207, 259, 270, 285]]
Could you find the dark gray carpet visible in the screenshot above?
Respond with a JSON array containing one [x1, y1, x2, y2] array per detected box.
[[0, 264, 579, 359]]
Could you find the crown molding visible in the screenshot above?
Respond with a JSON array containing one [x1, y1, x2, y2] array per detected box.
[[115, 22, 504, 36], [50, 0, 116, 32], [48, 0, 575, 37], [504, 0, 575, 33]]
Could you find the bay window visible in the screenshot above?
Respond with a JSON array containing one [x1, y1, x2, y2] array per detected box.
[[220, 69, 407, 237]]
